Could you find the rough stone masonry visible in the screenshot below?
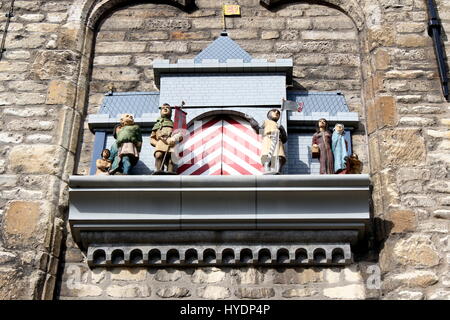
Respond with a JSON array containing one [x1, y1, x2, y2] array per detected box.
[[0, 0, 448, 300]]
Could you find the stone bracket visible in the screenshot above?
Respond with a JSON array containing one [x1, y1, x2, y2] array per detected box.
[[87, 243, 352, 268]]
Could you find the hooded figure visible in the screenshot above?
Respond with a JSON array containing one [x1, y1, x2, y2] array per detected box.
[[331, 123, 348, 173]]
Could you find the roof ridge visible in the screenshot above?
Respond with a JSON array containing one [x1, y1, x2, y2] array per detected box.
[[194, 34, 252, 63]]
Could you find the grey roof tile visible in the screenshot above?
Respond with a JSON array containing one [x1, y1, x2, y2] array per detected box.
[[99, 92, 160, 118], [286, 91, 350, 116], [194, 34, 252, 63]]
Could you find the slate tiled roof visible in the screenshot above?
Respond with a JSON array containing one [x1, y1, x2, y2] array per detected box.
[[99, 92, 160, 117], [194, 34, 252, 63], [286, 91, 349, 116]]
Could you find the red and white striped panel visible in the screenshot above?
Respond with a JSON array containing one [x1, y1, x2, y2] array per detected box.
[[176, 115, 264, 175]]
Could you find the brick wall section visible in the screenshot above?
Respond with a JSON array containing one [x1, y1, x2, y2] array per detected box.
[[76, 1, 364, 175]]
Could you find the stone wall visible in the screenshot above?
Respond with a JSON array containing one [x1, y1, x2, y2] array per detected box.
[[0, 0, 449, 300], [57, 264, 369, 300], [364, 0, 450, 300], [0, 0, 76, 299]]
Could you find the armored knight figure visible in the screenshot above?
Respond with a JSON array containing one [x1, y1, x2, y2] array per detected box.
[[109, 113, 142, 175], [260, 109, 287, 174], [150, 103, 183, 173]]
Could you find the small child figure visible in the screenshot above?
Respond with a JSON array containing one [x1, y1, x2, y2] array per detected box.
[[95, 149, 112, 175]]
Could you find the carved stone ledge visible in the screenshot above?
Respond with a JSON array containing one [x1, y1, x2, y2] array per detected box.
[[87, 243, 352, 267]]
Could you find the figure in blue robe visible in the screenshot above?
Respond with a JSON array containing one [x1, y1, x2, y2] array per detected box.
[[331, 123, 348, 174]]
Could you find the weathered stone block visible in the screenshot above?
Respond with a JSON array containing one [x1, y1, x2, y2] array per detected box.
[[156, 287, 190, 298], [9, 145, 64, 175], [0, 251, 16, 264], [368, 26, 395, 48], [7, 119, 54, 131], [389, 210, 416, 233], [285, 18, 311, 29], [25, 134, 54, 144], [31, 50, 79, 80], [192, 267, 226, 284], [418, 220, 449, 233], [302, 30, 356, 40], [373, 49, 390, 70], [323, 284, 365, 299], [282, 288, 318, 298], [144, 19, 191, 30], [324, 268, 341, 284], [25, 23, 59, 33], [96, 42, 147, 54], [106, 284, 150, 298], [403, 195, 436, 207], [261, 31, 280, 40], [385, 289, 424, 300], [147, 41, 188, 53], [197, 286, 230, 299], [18, 14, 45, 22], [427, 289, 450, 300], [3, 201, 41, 244], [94, 55, 132, 66], [235, 288, 275, 299], [377, 96, 397, 128], [171, 31, 210, 40], [154, 269, 182, 282], [92, 67, 140, 81], [46, 80, 76, 105], [433, 209, 450, 220], [396, 35, 429, 47], [0, 132, 24, 144], [378, 129, 426, 166], [111, 268, 147, 281], [47, 13, 68, 23], [273, 268, 323, 284], [393, 234, 440, 267], [233, 267, 265, 285], [60, 283, 103, 298], [343, 266, 363, 282], [399, 117, 435, 126]]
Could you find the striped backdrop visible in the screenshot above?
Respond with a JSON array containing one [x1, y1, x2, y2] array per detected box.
[[176, 115, 264, 175]]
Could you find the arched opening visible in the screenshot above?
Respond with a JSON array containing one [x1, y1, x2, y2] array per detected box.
[[148, 249, 161, 264], [93, 249, 107, 265], [185, 248, 198, 264], [177, 114, 263, 175], [202, 249, 216, 264], [258, 248, 272, 264], [222, 248, 235, 264], [130, 249, 143, 264], [240, 248, 253, 264], [111, 249, 125, 264], [276, 248, 290, 264]]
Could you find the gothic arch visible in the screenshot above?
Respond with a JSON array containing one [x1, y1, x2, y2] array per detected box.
[[68, 0, 195, 28]]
